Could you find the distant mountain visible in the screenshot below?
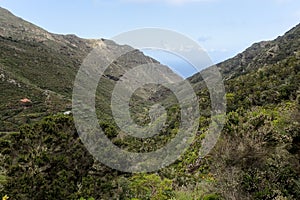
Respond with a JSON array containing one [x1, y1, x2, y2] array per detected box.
[[0, 7, 165, 131]]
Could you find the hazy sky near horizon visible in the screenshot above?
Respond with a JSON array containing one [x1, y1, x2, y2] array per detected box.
[[1, 0, 299, 67]]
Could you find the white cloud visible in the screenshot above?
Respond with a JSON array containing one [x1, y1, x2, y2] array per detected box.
[[123, 0, 216, 5]]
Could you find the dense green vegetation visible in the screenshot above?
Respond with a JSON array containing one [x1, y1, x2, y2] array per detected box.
[[1, 7, 300, 200], [1, 53, 299, 199]]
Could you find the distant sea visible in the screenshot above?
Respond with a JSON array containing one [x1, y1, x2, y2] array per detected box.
[[143, 49, 207, 79]]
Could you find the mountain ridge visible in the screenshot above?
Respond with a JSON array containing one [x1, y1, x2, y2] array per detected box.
[[190, 23, 300, 81], [0, 6, 166, 131]]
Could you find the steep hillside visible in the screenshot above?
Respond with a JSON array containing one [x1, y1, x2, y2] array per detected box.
[[190, 24, 300, 84], [188, 24, 300, 199], [0, 7, 163, 131]]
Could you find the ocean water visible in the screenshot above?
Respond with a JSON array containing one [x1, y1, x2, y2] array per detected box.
[[142, 49, 201, 79]]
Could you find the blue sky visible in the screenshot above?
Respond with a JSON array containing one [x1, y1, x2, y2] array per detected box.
[[1, 0, 299, 77]]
